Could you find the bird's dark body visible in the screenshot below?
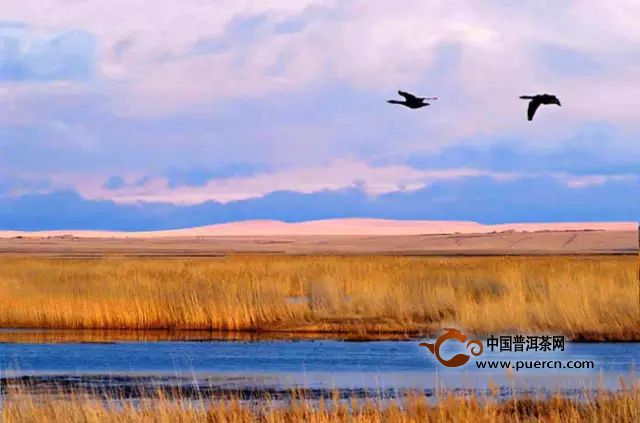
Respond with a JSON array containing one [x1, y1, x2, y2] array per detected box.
[[388, 90, 437, 109], [387, 100, 429, 109], [519, 93, 561, 121]]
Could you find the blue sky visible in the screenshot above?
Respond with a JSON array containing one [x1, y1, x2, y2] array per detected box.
[[0, 1, 639, 230]]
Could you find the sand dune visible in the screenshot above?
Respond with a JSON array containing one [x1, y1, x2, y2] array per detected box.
[[0, 219, 635, 239]]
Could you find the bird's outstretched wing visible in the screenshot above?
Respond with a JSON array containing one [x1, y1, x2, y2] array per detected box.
[[527, 98, 542, 121], [398, 90, 418, 101]]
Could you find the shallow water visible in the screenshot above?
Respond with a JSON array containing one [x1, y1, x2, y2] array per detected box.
[[1, 331, 638, 398]]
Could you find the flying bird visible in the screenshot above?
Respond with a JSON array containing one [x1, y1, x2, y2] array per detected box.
[[519, 94, 561, 121], [388, 90, 437, 109]]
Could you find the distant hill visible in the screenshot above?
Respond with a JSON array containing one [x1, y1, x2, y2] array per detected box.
[[0, 218, 635, 238]]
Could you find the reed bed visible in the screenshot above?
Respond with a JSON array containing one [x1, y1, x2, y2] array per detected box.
[[0, 255, 637, 340], [2, 386, 639, 422]]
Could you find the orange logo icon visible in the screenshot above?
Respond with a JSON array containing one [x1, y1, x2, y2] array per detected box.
[[420, 328, 483, 368]]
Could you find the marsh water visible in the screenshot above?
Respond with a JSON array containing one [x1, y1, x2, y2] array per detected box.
[[0, 330, 638, 399]]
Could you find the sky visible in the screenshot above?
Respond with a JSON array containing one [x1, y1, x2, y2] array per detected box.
[[1, 0, 639, 230]]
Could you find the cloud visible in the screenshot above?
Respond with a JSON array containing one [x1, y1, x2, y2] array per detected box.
[[8, 157, 635, 208], [537, 43, 603, 77], [0, 173, 51, 196], [68, 160, 516, 205], [164, 164, 266, 188], [102, 175, 125, 190], [2, 0, 638, 121], [1, 175, 638, 230], [0, 1, 639, 227], [0, 25, 95, 82], [404, 125, 640, 175], [558, 173, 634, 189]]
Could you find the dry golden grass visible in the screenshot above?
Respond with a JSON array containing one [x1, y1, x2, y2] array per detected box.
[[0, 255, 637, 340], [3, 386, 640, 423]]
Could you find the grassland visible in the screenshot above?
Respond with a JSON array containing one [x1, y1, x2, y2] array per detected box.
[[0, 255, 637, 340], [3, 387, 639, 422]]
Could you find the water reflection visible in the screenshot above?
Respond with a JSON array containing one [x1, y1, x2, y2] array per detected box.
[[0, 329, 414, 344]]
